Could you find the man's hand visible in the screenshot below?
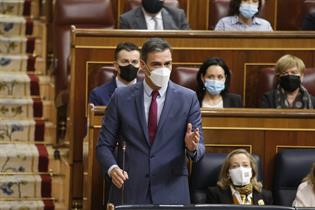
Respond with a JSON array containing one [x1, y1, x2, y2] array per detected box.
[[110, 166, 129, 189], [184, 123, 199, 152]]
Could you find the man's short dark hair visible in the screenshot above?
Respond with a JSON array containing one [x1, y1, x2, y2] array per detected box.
[[114, 42, 140, 61], [141, 38, 172, 62]]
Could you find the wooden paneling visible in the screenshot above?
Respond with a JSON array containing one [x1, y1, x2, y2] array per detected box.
[[85, 107, 315, 208]]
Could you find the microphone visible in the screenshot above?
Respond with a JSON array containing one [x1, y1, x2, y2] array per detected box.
[[121, 141, 127, 205]]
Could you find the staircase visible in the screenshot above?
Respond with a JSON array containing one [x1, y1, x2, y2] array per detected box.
[[0, 0, 69, 209]]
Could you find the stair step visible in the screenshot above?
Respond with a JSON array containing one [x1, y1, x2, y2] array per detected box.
[[0, 200, 54, 210], [0, 54, 45, 74], [0, 174, 52, 198], [0, 120, 55, 143], [0, 36, 44, 58], [0, 15, 45, 37], [0, 0, 40, 17], [0, 144, 67, 175], [0, 72, 54, 99], [0, 98, 56, 122]]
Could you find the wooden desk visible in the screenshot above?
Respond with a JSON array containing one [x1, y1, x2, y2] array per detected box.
[[84, 107, 315, 209]]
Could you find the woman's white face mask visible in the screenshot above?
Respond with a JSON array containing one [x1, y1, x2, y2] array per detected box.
[[149, 67, 171, 88], [229, 166, 252, 186]]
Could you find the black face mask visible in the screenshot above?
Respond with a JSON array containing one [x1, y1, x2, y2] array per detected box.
[[119, 64, 139, 82], [142, 0, 164, 14], [279, 75, 301, 92]]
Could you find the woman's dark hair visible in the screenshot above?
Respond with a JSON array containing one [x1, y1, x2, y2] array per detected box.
[[196, 57, 231, 106], [229, 0, 262, 16]]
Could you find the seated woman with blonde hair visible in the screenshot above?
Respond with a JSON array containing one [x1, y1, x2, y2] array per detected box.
[[260, 54, 315, 109], [207, 149, 273, 205], [293, 162, 315, 207]]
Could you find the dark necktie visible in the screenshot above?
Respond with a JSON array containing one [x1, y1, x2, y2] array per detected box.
[[152, 16, 161, 30], [148, 90, 159, 144]]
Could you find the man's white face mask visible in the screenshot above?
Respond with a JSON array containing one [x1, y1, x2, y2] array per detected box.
[[229, 166, 252, 186], [149, 67, 171, 88]]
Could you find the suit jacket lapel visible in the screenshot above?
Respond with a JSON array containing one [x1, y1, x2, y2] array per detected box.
[[135, 83, 150, 146], [223, 188, 234, 204], [134, 7, 148, 29], [161, 8, 177, 29], [253, 191, 264, 205]]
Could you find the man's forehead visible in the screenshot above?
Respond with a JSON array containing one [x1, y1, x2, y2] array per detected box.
[[118, 50, 140, 58], [147, 49, 172, 61]]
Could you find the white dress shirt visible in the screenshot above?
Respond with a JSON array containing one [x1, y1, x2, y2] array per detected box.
[[142, 7, 164, 30], [116, 77, 136, 88], [143, 79, 168, 124]]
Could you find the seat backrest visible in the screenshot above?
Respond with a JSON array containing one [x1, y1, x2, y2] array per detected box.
[[208, 0, 231, 30], [255, 67, 315, 107], [273, 149, 315, 206], [190, 152, 262, 204], [277, 0, 309, 30], [53, 0, 114, 98], [170, 66, 198, 91]]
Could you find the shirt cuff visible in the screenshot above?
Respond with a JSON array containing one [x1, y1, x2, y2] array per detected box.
[[107, 164, 119, 177]]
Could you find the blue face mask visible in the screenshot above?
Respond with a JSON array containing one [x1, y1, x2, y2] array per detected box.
[[239, 3, 258, 19], [204, 79, 225, 95]]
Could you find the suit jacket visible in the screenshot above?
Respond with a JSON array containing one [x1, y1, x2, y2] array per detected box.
[[302, 12, 315, 30], [119, 6, 190, 30], [207, 186, 273, 205], [222, 93, 242, 108], [260, 89, 315, 108], [89, 78, 117, 106], [96, 81, 205, 205]]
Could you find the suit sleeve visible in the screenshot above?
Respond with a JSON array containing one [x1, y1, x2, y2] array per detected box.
[[207, 187, 220, 204], [260, 93, 272, 108], [178, 9, 191, 30], [119, 15, 130, 29], [187, 93, 205, 162], [89, 89, 100, 105], [96, 91, 121, 173]]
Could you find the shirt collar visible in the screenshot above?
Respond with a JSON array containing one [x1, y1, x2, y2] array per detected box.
[[142, 7, 163, 20], [232, 15, 262, 25], [116, 76, 136, 88], [230, 185, 253, 199], [143, 79, 168, 98]]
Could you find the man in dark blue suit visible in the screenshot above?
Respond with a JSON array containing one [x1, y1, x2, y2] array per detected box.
[[96, 38, 205, 205], [89, 42, 141, 105]]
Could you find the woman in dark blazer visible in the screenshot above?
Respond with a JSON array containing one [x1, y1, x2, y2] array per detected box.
[[260, 54, 315, 109], [196, 57, 242, 108], [207, 149, 273, 205]]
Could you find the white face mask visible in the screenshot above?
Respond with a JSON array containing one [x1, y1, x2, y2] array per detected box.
[[229, 166, 252, 186], [149, 67, 171, 88]]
